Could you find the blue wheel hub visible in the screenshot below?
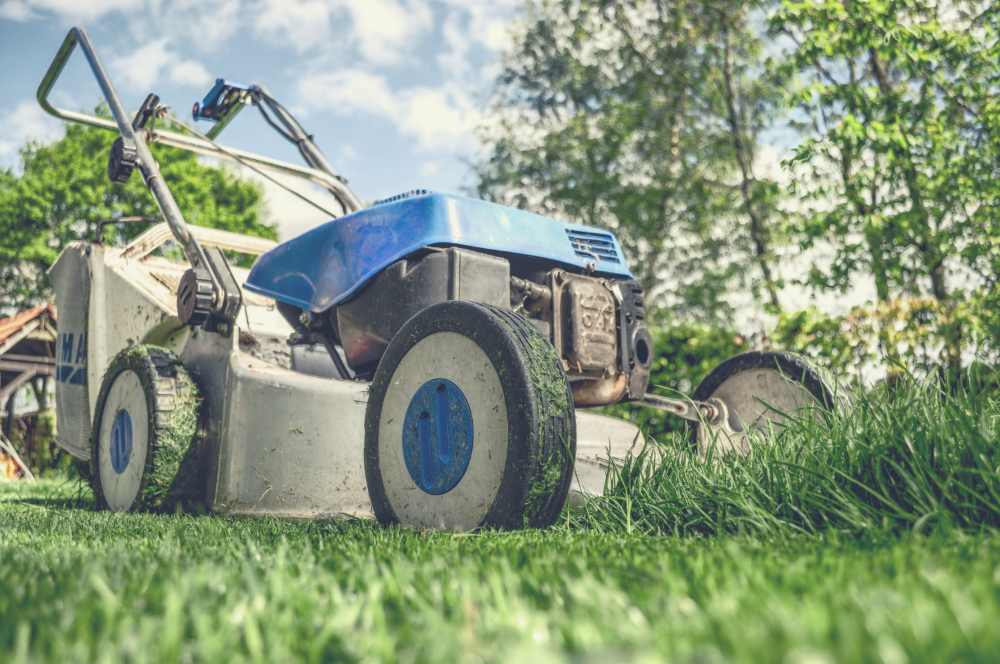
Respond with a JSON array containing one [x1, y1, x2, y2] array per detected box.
[[402, 379, 474, 494], [110, 409, 133, 474]]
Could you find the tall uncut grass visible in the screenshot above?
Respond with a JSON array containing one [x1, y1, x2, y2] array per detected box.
[[576, 378, 1000, 537]]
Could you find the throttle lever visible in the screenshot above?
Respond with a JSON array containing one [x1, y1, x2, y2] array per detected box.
[[132, 93, 159, 131]]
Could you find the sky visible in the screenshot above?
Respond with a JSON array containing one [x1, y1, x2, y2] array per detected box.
[[0, 0, 519, 240], [0, 0, 877, 337]]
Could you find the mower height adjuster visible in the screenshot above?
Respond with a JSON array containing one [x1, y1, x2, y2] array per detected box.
[[177, 268, 214, 327]]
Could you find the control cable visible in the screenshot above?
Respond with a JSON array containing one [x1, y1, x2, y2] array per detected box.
[[157, 109, 343, 219]]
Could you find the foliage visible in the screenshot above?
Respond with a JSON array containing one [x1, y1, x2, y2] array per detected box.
[[3, 480, 1000, 662], [476, 0, 787, 322], [771, 306, 870, 378], [577, 377, 1000, 537], [599, 323, 745, 438], [0, 109, 276, 311], [773, 298, 996, 383], [770, 0, 1000, 369]]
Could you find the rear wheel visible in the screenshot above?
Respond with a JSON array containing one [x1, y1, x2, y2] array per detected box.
[[364, 301, 575, 531], [90, 346, 202, 512], [691, 351, 841, 457]]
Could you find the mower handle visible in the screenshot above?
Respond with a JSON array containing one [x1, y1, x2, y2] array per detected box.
[[36, 28, 362, 216], [36, 27, 217, 291]]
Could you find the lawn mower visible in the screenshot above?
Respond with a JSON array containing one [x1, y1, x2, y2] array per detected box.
[[38, 28, 839, 529]]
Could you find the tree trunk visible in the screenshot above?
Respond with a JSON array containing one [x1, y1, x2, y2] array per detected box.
[[720, 13, 780, 311], [869, 48, 958, 373], [833, 45, 894, 366]]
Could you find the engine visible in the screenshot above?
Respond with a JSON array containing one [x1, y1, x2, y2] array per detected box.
[[279, 245, 652, 406]]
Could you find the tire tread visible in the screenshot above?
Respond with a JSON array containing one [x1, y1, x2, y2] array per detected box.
[[90, 345, 201, 512], [480, 304, 576, 529]]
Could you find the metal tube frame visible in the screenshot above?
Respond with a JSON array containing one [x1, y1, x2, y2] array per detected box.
[[253, 84, 342, 183], [37, 27, 222, 299], [148, 129, 362, 212], [640, 394, 720, 423], [36, 28, 363, 220]]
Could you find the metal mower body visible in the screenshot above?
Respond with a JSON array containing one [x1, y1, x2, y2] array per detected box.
[[48, 220, 644, 519]]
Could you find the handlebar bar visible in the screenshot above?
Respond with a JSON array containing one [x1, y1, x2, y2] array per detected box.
[[37, 27, 216, 287], [36, 28, 362, 216]]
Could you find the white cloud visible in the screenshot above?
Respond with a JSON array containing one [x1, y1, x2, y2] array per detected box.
[[343, 0, 432, 65], [299, 70, 481, 152], [110, 38, 212, 90], [437, 10, 471, 80], [252, 0, 334, 54], [0, 0, 141, 22], [251, 0, 431, 63], [0, 100, 63, 162], [303, 69, 398, 117], [420, 160, 439, 177], [397, 84, 481, 152], [438, 0, 519, 51], [2, 0, 514, 69], [167, 59, 213, 88], [0, 1, 37, 20], [155, 0, 243, 50]]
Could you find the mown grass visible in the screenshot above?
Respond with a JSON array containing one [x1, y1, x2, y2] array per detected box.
[[2, 379, 1000, 663]]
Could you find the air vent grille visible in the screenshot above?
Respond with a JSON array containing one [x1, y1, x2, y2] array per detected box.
[[374, 189, 431, 206], [565, 229, 620, 264]]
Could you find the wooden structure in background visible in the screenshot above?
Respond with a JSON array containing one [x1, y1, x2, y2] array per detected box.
[[0, 306, 57, 479]]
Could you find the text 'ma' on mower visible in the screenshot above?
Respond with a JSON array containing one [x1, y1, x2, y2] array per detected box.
[[39, 28, 841, 529]]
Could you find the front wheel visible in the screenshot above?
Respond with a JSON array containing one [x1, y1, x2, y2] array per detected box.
[[364, 301, 576, 531], [90, 346, 202, 512]]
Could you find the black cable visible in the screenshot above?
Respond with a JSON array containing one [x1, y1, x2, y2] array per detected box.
[[253, 97, 350, 186], [255, 102, 299, 144], [313, 332, 354, 380], [163, 114, 342, 218], [256, 96, 321, 150]]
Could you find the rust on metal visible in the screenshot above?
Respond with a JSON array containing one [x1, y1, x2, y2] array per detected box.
[[571, 373, 627, 406], [510, 276, 551, 314], [563, 277, 616, 372]]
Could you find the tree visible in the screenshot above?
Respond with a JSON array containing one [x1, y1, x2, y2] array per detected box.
[[0, 109, 276, 311], [476, 0, 786, 323], [704, 1, 786, 310], [771, 0, 1000, 374]]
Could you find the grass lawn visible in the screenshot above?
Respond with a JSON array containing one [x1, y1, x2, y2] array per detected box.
[[3, 380, 1000, 662], [2, 477, 999, 663]]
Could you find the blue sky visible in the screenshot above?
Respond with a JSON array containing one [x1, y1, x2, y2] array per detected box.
[[0, 1, 881, 350], [0, 0, 518, 239]]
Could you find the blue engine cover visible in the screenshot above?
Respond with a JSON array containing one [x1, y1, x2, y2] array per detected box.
[[244, 191, 633, 313]]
